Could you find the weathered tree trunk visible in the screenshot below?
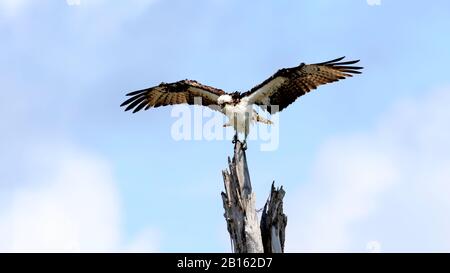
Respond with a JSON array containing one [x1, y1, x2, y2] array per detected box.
[[221, 140, 287, 253], [260, 182, 288, 253]]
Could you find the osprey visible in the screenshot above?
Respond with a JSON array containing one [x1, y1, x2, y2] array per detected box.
[[121, 56, 363, 145]]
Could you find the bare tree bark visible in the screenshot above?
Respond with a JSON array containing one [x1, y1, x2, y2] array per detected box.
[[221, 140, 263, 253], [221, 140, 287, 253], [260, 182, 288, 253]]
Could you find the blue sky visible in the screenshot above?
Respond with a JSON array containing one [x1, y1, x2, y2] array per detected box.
[[1, 0, 450, 252]]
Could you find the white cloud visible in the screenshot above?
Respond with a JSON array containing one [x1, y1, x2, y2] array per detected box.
[[67, 0, 158, 38], [286, 87, 450, 252], [0, 18, 162, 249], [0, 141, 159, 252], [0, 0, 29, 18], [1, 0, 157, 28]]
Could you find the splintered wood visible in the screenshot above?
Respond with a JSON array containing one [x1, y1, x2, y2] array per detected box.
[[221, 140, 287, 253]]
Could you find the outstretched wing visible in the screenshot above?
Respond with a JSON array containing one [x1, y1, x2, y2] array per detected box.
[[242, 57, 363, 113], [120, 79, 226, 113]]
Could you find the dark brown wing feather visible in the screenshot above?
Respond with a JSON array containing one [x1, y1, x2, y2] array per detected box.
[[120, 80, 226, 113], [243, 57, 363, 113]]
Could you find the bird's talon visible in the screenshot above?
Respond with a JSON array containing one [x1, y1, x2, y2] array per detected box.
[[232, 135, 238, 144]]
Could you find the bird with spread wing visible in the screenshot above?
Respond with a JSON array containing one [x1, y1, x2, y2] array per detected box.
[[121, 57, 363, 147]]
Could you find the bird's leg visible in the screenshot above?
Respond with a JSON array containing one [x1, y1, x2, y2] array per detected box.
[[241, 112, 250, 150], [242, 135, 248, 150]]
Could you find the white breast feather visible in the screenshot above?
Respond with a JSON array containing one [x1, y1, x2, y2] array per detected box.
[[224, 101, 255, 134]]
